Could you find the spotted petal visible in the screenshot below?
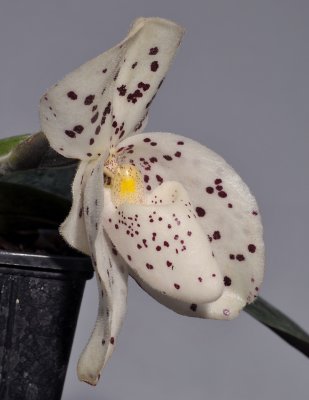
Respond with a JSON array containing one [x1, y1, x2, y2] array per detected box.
[[40, 18, 184, 161], [110, 132, 264, 319], [76, 157, 128, 385]]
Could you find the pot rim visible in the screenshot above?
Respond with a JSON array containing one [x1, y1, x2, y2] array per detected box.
[[0, 250, 93, 278]]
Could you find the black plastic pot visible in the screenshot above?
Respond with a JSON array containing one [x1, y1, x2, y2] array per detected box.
[[0, 250, 93, 400]]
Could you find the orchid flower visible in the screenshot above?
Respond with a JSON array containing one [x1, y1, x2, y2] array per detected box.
[[40, 17, 264, 385]]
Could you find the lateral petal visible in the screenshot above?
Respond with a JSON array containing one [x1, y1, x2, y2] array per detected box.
[[76, 157, 128, 384]]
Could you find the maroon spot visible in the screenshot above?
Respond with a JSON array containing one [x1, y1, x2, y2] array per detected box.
[[146, 185, 151, 191], [87, 153, 92, 157], [79, 208, 83, 218], [149, 47, 159, 55], [168, 224, 172, 229], [127, 255, 132, 261], [198, 277, 203, 282], [206, 187, 214, 194], [156, 175, 163, 183], [110, 337, 115, 345], [92, 105, 98, 112], [102, 339, 106, 345], [190, 304, 197, 312], [150, 61, 159, 72], [212, 274, 216, 277], [174, 235, 179, 240], [218, 191, 227, 198], [228, 203, 233, 208], [216, 185, 223, 191], [177, 141, 184, 145], [73, 125, 84, 134], [163, 155, 172, 161], [215, 178, 222, 185], [102, 68, 107, 73], [174, 283, 180, 290], [84, 94, 95, 105], [89, 138, 94, 145], [137, 244, 142, 249], [248, 244, 256, 253], [65, 130, 76, 138], [229, 254, 235, 260], [195, 207, 206, 217], [150, 157, 157, 163], [142, 239, 148, 248], [156, 246, 161, 251], [150, 142, 157, 146], [138, 82, 150, 91], [91, 112, 99, 124], [255, 287, 259, 291], [213, 231, 221, 240], [112, 121, 117, 128], [117, 85, 127, 96], [187, 231, 192, 236], [163, 241, 169, 247], [132, 62, 137, 69], [252, 210, 258, 216], [146, 263, 154, 270], [224, 276, 232, 286], [67, 91, 77, 100], [143, 138, 151, 142], [174, 151, 181, 157], [144, 175, 149, 183], [95, 125, 101, 135], [236, 254, 245, 261], [166, 261, 172, 267]]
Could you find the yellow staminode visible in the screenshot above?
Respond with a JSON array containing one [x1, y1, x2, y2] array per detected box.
[[111, 164, 144, 206]]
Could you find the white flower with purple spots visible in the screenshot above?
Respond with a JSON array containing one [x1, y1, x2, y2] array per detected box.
[[40, 17, 264, 385]]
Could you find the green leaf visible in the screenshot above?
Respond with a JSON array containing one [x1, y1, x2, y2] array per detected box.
[[245, 297, 309, 358], [0, 132, 78, 176], [0, 181, 71, 233], [0, 134, 29, 157], [0, 165, 76, 200]]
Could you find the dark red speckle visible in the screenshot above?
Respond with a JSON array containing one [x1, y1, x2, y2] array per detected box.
[[236, 254, 245, 261], [190, 304, 197, 312], [195, 207, 206, 217], [248, 244, 256, 253], [224, 276, 232, 286], [73, 125, 84, 134], [84, 95, 95, 105], [149, 47, 159, 55], [174, 151, 181, 157], [110, 337, 115, 345], [218, 191, 227, 198], [174, 283, 180, 290], [150, 61, 159, 72], [206, 187, 214, 194], [67, 91, 77, 100], [215, 178, 222, 185], [213, 231, 221, 240]]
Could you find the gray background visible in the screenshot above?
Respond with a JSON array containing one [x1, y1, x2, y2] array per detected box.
[[1, 1, 308, 399]]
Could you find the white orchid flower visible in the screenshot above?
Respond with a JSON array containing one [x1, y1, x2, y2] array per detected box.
[[40, 17, 264, 385]]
